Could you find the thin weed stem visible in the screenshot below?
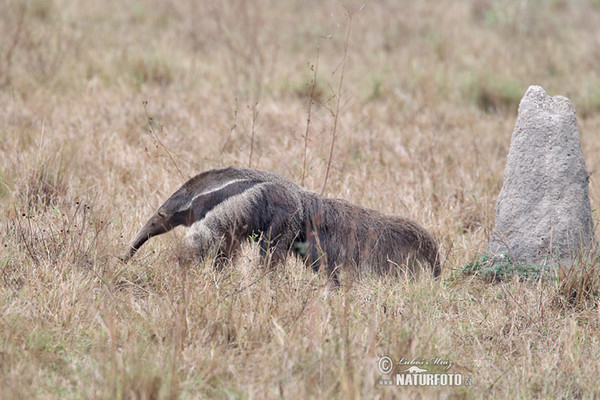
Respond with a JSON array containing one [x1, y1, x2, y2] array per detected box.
[[321, 8, 354, 195], [302, 47, 320, 187], [142, 100, 186, 180], [248, 102, 259, 169]]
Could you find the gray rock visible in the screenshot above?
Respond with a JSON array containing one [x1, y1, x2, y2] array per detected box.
[[487, 85, 596, 267]]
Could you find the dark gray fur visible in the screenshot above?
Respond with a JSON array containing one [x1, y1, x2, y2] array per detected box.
[[122, 166, 440, 279]]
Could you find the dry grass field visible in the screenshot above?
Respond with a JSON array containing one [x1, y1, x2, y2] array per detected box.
[[2, 0, 600, 398]]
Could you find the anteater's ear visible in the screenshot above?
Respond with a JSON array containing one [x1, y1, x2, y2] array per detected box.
[[188, 179, 260, 223]]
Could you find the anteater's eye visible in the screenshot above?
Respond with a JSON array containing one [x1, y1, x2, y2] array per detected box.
[[158, 211, 167, 218]]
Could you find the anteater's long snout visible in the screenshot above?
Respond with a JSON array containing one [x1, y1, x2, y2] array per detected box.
[[121, 213, 173, 262]]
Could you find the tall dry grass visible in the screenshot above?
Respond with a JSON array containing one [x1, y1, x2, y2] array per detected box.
[[1, 0, 600, 398]]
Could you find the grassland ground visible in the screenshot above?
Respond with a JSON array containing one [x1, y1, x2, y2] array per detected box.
[[1, 0, 600, 398]]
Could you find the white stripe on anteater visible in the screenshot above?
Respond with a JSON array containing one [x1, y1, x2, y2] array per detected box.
[[185, 181, 268, 256], [178, 179, 246, 213]]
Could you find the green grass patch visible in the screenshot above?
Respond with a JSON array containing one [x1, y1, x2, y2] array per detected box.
[[462, 253, 550, 282]]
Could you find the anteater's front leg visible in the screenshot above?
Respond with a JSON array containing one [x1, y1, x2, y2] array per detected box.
[[257, 216, 299, 268]]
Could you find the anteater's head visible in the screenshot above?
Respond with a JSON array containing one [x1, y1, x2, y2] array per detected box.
[[121, 167, 262, 262]]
